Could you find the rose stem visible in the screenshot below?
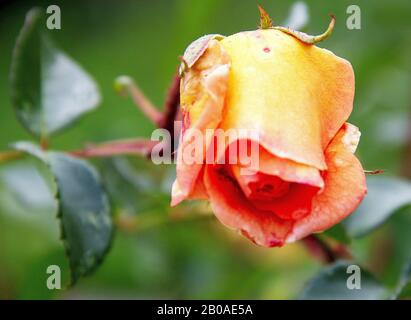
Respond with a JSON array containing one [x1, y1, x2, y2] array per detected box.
[[114, 75, 163, 126], [401, 107, 411, 179], [158, 72, 181, 133], [69, 138, 158, 158], [302, 235, 338, 264]]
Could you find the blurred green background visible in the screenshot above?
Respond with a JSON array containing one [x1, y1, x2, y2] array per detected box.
[[0, 0, 411, 299]]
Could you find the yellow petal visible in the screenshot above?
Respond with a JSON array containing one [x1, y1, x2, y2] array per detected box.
[[218, 29, 355, 170], [171, 39, 230, 206]]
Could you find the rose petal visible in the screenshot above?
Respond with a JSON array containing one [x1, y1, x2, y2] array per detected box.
[[240, 144, 324, 188], [286, 123, 367, 242], [251, 183, 320, 220], [231, 164, 319, 220], [218, 29, 355, 170], [172, 39, 230, 206], [231, 166, 291, 200], [203, 164, 294, 247], [179, 34, 225, 75]]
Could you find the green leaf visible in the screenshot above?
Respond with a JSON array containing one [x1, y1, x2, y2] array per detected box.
[[13, 142, 113, 284], [343, 176, 411, 237], [10, 8, 101, 138], [393, 261, 411, 299], [299, 260, 388, 300]]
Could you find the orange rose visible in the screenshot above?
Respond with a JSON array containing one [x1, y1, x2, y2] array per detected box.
[[171, 17, 367, 247]]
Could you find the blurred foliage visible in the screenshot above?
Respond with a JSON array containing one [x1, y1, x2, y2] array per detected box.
[[299, 261, 388, 300], [1, 0, 411, 299], [343, 176, 411, 237]]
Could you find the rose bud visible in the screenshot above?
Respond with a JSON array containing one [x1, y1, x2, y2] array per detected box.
[[171, 11, 367, 247]]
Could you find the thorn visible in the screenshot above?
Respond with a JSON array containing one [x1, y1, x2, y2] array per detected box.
[[364, 169, 385, 175], [258, 5, 273, 29]]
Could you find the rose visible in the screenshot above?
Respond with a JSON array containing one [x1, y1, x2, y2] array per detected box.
[[171, 25, 367, 247]]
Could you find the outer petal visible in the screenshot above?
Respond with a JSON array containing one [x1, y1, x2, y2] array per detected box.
[[286, 123, 367, 242], [218, 29, 355, 170], [172, 39, 230, 206], [203, 164, 294, 247]]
